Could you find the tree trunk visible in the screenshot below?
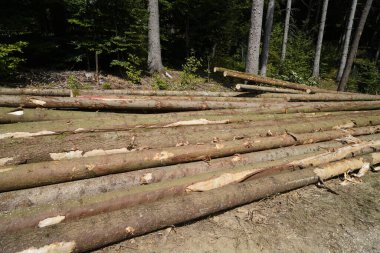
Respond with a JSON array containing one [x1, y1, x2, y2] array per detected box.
[[147, 0, 164, 73], [338, 0, 373, 91], [2, 111, 378, 165], [281, 0, 292, 62], [236, 84, 305, 94], [259, 0, 275, 76], [312, 0, 329, 78], [258, 92, 380, 101], [0, 88, 246, 97], [336, 0, 358, 82], [0, 95, 289, 111], [375, 41, 380, 64], [3, 133, 379, 211], [2, 152, 379, 253], [245, 0, 264, 74], [3, 140, 379, 234], [0, 125, 378, 192]]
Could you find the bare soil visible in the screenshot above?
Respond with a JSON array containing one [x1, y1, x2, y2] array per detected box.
[[95, 172, 380, 253]]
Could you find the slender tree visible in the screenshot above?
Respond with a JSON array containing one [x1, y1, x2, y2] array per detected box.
[[338, 0, 374, 91], [246, 0, 264, 74], [312, 0, 329, 78], [260, 0, 275, 76], [375, 41, 380, 64], [281, 0, 292, 62], [336, 0, 358, 82], [147, 0, 164, 73]]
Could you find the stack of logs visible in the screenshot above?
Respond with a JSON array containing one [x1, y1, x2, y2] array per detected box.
[[1, 67, 380, 252]]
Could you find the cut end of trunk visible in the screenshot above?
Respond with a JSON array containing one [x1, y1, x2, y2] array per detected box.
[[235, 84, 242, 91]]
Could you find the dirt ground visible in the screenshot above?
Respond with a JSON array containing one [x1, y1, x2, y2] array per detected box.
[[95, 172, 380, 253]]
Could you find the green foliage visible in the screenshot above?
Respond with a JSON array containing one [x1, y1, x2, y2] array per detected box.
[[152, 74, 170, 90], [67, 75, 81, 96], [180, 53, 203, 89], [101, 82, 111, 90], [110, 55, 142, 84], [348, 58, 379, 94], [0, 41, 28, 76]]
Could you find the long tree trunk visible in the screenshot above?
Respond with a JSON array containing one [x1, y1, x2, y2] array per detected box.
[[338, 0, 374, 91], [336, 0, 358, 82], [258, 92, 380, 101], [0, 125, 378, 192], [147, 0, 164, 73], [236, 84, 306, 94], [281, 0, 292, 62], [245, 0, 264, 74], [3, 133, 379, 211], [3, 140, 379, 234], [375, 41, 380, 63], [312, 0, 329, 78], [2, 153, 380, 253], [259, 0, 275, 76], [2, 111, 379, 166]]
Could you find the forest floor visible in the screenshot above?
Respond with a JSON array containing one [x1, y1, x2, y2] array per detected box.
[[95, 172, 380, 253]]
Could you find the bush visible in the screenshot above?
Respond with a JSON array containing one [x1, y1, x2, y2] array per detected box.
[[0, 41, 28, 77], [67, 75, 82, 96], [152, 74, 170, 90], [101, 82, 111, 90], [348, 58, 379, 94], [110, 54, 142, 84], [180, 53, 203, 89]]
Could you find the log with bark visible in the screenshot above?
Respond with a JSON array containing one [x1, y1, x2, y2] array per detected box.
[[1, 139, 379, 234], [1, 152, 379, 253], [1, 111, 379, 166], [0, 125, 379, 192], [0, 95, 284, 111], [236, 84, 305, 94], [1, 109, 374, 142], [2, 133, 379, 211], [257, 92, 380, 101], [0, 87, 247, 97]]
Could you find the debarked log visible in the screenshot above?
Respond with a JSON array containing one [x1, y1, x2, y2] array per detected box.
[[2, 152, 379, 253], [0, 125, 379, 192], [2, 133, 379, 211]]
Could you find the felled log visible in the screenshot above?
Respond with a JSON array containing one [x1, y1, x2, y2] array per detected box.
[[4, 133, 380, 211], [2, 140, 379, 234], [2, 152, 379, 253], [1, 112, 380, 166], [258, 92, 380, 101], [0, 87, 247, 98], [0, 95, 283, 111], [77, 95, 288, 103], [214, 67, 315, 93], [0, 125, 378, 192], [236, 84, 305, 94]]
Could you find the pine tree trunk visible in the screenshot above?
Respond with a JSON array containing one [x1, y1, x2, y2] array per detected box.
[[312, 0, 329, 78], [374, 41, 380, 64], [336, 0, 357, 82], [245, 0, 264, 74], [338, 0, 373, 91], [281, 0, 292, 62], [147, 0, 164, 73], [259, 0, 275, 76]]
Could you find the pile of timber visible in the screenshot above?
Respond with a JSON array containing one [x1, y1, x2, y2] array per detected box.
[[1, 72, 380, 252]]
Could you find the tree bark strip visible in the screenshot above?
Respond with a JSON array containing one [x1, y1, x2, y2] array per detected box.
[[0, 125, 378, 192], [2, 153, 379, 253], [257, 92, 380, 101], [2, 112, 380, 166], [236, 84, 305, 94], [3, 133, 379, 211]]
